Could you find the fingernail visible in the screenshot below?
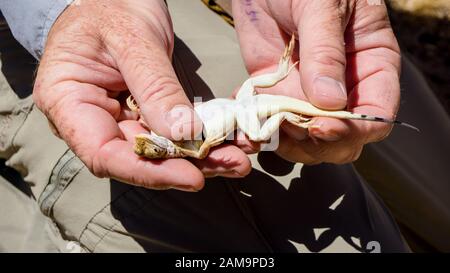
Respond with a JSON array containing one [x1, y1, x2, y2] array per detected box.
[[165, 105, 203, 141], [313, 76, 347, 101]]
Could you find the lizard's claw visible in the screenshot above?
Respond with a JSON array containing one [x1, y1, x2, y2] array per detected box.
[[282, 34, 296, 61], [126, 95, 139, 112]]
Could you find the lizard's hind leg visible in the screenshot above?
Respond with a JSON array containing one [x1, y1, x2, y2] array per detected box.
[[284, 113, 319, 129], [250, 35, 298, 89], [235, 35, 298, 100], [244, 112, 312, 142]]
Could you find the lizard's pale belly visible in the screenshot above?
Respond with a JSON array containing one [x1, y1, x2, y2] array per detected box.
[[194, 98, 237, 140]]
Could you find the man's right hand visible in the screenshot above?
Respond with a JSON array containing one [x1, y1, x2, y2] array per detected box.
[[33, 0, 251, 191]]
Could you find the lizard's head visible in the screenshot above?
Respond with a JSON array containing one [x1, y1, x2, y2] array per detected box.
[[134, 133, 177, 159]]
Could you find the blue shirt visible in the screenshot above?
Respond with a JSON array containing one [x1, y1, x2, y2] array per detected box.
[[0, 0, 72, 59]]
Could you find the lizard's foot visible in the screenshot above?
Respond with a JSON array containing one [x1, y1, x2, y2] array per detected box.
[[126, 95, 151, 129], [126, 95, 139, 112], [285, 113, 319, 129], [288, 61, 300, 74], [282, 34, 296, 62], [276, 34, 298, 80]]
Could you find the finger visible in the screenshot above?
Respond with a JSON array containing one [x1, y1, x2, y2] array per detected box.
[[343, 0, 401, 143], [233, 9, 313, 142], [41, 81, 204, 191], [117, 108, 140, 122], [347, 71, 399, 143], [233, 0, 294, 74], [281, 122, 309, 141], [95, 139, 205, 191], [231, 130, 261, 154], [307, 117, 351, 142], [305, 1, 400, 146], [276, 129, 363, 164], [192, 144, 252, 178], [299, 137, 364, 164], [275, 131, 321, 165], [37, 49, 128, 93], [105, 27, 202, 141], [297, 0, 349, 110], [119, 120, 252, 178], [118, 120, 149, 142]]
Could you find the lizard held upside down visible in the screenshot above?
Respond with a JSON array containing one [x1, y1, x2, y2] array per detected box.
[[127, 35, 418, 159]]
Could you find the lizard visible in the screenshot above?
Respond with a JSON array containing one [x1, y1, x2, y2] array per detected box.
[[127, 35, 418, 159]]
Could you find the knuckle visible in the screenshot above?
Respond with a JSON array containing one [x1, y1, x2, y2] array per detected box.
[[45, 91, 78, 120], [309, 44, 346, 70], [106, 23, 146, 57], [317, 0, 349, 16], [138, 75, 181, 106], [104, 15, 170, 62], [305, 0, 351, 23]]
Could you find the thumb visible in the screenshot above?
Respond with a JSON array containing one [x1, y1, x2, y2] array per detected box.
[[297, 0, 348, 110], [110, 33, 202, 141]]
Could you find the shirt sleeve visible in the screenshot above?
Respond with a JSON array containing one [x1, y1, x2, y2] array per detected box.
[[0, 0, 73, 59]]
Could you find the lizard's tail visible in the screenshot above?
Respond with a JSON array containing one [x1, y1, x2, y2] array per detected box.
[[257, 94, 420, 131], [347, 114, 420, 132]]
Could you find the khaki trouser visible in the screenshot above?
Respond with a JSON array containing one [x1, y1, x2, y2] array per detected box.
[[1, 0, 448, 252]]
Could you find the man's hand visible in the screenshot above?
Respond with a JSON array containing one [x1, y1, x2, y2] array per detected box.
[[33, 0, 251, 191], [233, 0, 401, 164]]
